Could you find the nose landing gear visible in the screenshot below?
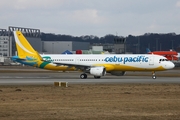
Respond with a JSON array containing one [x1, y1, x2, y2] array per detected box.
[[152, 71, 156, 79]]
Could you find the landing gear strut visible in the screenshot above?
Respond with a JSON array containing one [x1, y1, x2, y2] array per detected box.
[[152, 71, 156, 79]]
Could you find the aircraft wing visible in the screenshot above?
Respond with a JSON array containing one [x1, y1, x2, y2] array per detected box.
[[51, 61, 114, 72], [53, 62, 91, 67], [52, 62, 92, 70]]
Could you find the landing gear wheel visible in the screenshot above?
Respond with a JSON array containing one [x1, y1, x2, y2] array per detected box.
[[152, 75, 156, 79], [80, 74, 87, 79], [94, 76, 101, 79]]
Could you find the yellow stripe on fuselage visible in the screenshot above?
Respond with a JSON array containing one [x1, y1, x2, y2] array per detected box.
[[93, 64, 166, 71]]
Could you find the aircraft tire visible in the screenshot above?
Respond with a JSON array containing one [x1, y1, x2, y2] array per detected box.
[[152, 75, 156, 79], [94, 76, 101, 79], [80, 74, 87, 79]]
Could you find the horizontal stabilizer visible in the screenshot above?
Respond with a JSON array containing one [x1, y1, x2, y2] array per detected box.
[[11, 56, 26, 61]]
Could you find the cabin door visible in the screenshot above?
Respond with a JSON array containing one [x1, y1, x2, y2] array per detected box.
[[149, 56, 154, 65], [76, 57, 80, 64]]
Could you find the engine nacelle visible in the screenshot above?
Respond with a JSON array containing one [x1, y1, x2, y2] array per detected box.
[[110, 71, 126, 76], [90, 67, 106, 76]]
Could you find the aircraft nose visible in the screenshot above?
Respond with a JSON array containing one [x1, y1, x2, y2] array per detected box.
[[167, 62, 175, 69], [171, 62, 175, 69]]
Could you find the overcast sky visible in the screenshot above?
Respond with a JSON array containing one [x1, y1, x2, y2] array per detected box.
[[0, 0, 180, 37]]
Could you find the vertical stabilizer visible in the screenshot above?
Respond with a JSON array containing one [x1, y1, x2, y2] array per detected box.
[[13, 31, 41, 60], [13, 31, 36, 58], [146, 48, 151, 53]]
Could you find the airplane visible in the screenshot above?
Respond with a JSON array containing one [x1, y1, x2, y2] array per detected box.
[[11, 31, 175, 79], [146, 48, 178, 61]]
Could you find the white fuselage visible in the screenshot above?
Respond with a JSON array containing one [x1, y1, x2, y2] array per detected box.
[[41, 54, 175, 71]]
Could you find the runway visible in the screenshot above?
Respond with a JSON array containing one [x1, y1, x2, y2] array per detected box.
[[0, 72, 180, 85]]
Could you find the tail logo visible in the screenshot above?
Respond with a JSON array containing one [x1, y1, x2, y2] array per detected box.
[[14, 32, 34, 55]]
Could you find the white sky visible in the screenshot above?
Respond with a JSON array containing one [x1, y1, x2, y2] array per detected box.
[[0, 0, 180, 37]]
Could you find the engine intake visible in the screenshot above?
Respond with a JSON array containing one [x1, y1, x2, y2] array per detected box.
[[90, 67, 106, 76]]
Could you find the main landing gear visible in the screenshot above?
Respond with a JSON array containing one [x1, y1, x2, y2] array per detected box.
[[94, 76, 101, 79], [152, 71, 156, 79], [80, 73, 101, 79], [80, 73, 87, 79]]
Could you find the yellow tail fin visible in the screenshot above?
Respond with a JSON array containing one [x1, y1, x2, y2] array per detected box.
[[13, 31, 41, 60]]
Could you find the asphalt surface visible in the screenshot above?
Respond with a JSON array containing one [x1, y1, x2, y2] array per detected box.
[[0, 69, 179, 85]]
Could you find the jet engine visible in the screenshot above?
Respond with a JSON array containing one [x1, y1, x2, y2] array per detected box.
[[90, 67, 106, 76], [110, 71, 126, 76]]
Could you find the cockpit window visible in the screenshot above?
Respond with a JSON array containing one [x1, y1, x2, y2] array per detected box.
[[159, 59, 169, 62]]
